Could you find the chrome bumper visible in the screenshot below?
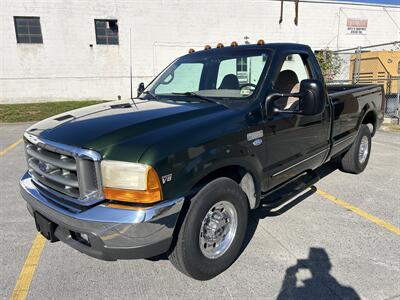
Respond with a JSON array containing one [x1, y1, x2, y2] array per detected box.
[[20, 172, 184, 260]]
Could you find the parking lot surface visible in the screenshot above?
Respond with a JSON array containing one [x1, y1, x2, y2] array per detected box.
[[1, 123, 399, 300]]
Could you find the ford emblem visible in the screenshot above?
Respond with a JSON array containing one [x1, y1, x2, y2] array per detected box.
[[38, 161, 49, 173], [253, 139, 262, 146]]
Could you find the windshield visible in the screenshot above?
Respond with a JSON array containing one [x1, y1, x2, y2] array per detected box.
[[143, 49, 270, 101]]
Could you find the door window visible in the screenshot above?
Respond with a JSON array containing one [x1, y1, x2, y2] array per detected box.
[[216, 55, 267, 96], [274, 54, 312, 110]]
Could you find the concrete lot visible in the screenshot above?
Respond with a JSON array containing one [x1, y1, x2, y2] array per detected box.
[[0, 123, 399, 300]]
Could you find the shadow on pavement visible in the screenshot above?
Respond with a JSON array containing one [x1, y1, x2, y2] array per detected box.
[[276, 248, 360, 300], [240, 162, 338, 264]]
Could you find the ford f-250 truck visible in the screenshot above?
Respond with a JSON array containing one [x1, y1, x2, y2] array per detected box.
[[20, 42, 384, 280]]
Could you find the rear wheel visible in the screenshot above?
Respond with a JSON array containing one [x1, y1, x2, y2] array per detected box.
[[169, 177, 249, 280], [339, 124, 371, 174]]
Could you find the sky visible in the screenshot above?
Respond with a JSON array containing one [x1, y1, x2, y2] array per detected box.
[[333, 0, 400, 5]]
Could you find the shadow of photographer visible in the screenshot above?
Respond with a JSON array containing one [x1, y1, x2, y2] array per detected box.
[[277, 247, 360, 300]]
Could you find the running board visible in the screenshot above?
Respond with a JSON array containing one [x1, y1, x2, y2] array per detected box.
[[260, 171, 320, 209]]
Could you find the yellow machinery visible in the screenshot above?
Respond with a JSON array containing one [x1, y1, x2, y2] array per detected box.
[[349, 50, 400, 94]]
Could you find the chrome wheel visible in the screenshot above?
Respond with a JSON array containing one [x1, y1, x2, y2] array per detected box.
[[199, 201, 238, 259], [358, 136, 369, 164]]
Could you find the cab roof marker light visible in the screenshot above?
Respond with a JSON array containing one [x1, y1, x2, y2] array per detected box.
[[230, 41, 238, 47], [216, 43, 224, 49], [188, 48, 195, 54], [204, 45, 212, 50], [257, 39, 265, 45]]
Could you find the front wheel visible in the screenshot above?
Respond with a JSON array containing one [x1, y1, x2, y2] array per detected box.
[[169, 177, 249, 280], [339, 124, 371, 174]]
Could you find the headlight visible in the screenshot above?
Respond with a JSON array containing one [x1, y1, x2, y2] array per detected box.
[[101, 160, 163, 205]]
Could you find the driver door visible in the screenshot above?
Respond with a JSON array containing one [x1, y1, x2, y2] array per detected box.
[[263, 52, 330, 189]]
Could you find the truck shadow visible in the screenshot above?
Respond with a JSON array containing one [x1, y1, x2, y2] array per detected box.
[[276, 247, 360, 300]]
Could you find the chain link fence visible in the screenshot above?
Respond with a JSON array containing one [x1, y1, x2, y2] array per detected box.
[[385, 89, 399, 118]]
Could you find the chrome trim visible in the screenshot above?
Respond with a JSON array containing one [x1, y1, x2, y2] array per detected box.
[[26, 145, 76, 171], [21, 172, 184, 224], [24, 132, 104, 204], [272, 149, 329, 177], [24, 132, 101, 161], [358, 136, 369, 164], [199, 200, 238, 259], [333, 134, 355, 147]]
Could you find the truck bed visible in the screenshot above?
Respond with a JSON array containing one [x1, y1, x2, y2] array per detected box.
[[326, 83, 384, 158], [327, 83, 381, 96]]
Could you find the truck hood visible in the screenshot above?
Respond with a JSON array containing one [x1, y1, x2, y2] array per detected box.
[[26, 100, 226, 161]]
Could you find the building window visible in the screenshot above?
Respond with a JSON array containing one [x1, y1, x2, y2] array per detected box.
[[236, 57, 248, 72], [14, 16, 43, 44], [94, 19, 119, 45]]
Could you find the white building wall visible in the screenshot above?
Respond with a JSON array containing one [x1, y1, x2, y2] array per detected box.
[[0, 0, 399, 103]]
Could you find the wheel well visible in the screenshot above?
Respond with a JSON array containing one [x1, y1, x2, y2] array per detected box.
[[192, 165, 247, 190], [168, 165, 256, 254], [362, 110, 377, 136], [191, 165, 257, 209]]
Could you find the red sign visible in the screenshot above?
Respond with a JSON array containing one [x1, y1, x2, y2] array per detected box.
[[347, 18, 368, 35]]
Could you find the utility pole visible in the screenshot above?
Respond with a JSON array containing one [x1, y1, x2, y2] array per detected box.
[[352, 46, 362, 84], [129, 28, 133, 101]]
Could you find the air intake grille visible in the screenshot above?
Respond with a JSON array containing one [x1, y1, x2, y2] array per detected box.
[[24, 137, 103, 206]]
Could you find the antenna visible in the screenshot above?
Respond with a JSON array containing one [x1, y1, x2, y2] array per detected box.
[[129, 28, 138, 108]]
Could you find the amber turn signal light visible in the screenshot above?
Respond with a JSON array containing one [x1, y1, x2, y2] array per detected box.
[[103, 167, 163, 204]]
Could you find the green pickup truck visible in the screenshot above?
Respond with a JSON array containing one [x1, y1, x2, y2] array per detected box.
[[20, 42, 384, 280]]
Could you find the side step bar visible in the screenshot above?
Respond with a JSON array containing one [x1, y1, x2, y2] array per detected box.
[[260, 171, 320, 209]]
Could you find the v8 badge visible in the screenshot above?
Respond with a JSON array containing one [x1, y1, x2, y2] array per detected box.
[[162, 174, 173, 184]]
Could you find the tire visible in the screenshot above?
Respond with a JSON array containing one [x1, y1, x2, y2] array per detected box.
[[169, 177, 249, 280], [339, 124, 371, 174]]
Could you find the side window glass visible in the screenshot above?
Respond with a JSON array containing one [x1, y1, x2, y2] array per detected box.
[[216, 55, 267, 96], [274, 54, 311, 110], [155, 63, 203, 94]]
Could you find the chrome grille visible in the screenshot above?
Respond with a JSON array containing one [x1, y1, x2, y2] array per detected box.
[[24, 133, 103, 206], [27, 143, 80, 198]]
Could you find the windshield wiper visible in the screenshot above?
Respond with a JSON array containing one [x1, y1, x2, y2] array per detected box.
[[171, 92, 227, 107], [140, 90, 158, 100]]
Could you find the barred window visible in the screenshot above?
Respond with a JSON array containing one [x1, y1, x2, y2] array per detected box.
[[94, 19, 119, 45], [236, 57, 248, 72], [14, 16, 43, 44]]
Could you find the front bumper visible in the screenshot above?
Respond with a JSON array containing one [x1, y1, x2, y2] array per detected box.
[[20, 172, 184, 261]]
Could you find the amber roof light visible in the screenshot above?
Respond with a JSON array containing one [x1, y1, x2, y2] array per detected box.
[[216, 43, 224, 48], [257, 39, 265, 45], [188, 48, 195, 54], [230, 41, 238, 47], [204, 45, 211, 50]]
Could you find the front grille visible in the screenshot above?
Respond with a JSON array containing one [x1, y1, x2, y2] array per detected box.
[[27, 143, 80, 198], [24, 135, 103, 206]]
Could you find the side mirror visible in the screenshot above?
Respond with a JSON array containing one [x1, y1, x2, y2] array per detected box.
[[137, 82, 145, 97], [266, 92, 304, 116], [266, 79, 324, 116], [298, 79, 325, 115]]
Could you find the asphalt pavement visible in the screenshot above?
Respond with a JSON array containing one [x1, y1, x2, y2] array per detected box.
[[0, 123, 399, 300]]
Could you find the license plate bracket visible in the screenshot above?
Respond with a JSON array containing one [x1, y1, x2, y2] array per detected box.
[[34, 212, 59, 242]]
